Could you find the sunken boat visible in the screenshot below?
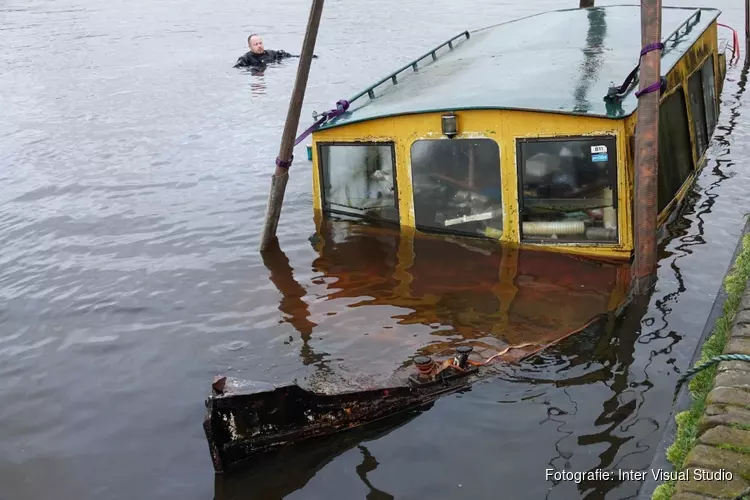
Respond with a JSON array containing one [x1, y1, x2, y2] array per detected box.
[[204, 4, 732, 473]]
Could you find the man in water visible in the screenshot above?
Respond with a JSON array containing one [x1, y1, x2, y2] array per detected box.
[[234, 34, 297, 68]]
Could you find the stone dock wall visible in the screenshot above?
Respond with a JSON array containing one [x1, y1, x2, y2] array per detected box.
[[672, 287, 750, 499]]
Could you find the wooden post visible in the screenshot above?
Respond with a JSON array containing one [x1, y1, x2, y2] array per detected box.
[[580, 0, 594, 7], [632, 0, 662, 294], [259, 0, 325, 252], [746, 0, 749, 60]]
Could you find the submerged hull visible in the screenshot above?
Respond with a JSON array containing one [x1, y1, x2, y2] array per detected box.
[[204, 365, 479, 474], [203, 307, 621, 474], [204, 221, 633, 474]]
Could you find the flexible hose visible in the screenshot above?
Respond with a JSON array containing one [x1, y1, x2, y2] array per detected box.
[[467, 342, 539, 366], [673, 353, 750, 399], [718, 23, 741, 65], [463, 314, 607, 368]]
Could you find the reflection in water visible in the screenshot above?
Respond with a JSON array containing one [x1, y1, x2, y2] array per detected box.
[[492, 279, 655, 499], [214, 410, 422, 500], [355, 445, 394, 500], [261, 239, 326, 369], [640, 61, 750, 359], [576, 292, 657, 498], [249, 219, 631, 495], [262, 239, 315, 338], [573, 7, 606, 114], [307, 219, 630, 368], [247, 67, 267, 95]]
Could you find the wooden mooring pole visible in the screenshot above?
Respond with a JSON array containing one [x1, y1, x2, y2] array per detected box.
[[632, 0, 662, 294], [259, 0, 325, 252], [746, 0, 749, 60], [579, 0, 595, 8]]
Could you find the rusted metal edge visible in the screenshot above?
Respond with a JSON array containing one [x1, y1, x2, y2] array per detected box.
[[202, 304, 630, 475]]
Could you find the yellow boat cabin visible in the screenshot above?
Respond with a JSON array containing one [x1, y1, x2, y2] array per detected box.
[[307, 5, 730, 261]]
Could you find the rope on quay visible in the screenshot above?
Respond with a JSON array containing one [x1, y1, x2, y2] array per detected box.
[[673, 353, 750, 400], [731, 485, 750, 500]]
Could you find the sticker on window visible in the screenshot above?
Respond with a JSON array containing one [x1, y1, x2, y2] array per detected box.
[[591, 153, 608, 162], [591, 145, 608, 154]]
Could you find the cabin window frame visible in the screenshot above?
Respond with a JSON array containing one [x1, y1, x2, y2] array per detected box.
[[408, 137, 504, 239], [701, 53, 718, 139], [657, 83, 695, 215], [515, 134, 620, 245], [317, 141, 400, 223], [687, 63, 709, 161], [685, 52, 718, 165]]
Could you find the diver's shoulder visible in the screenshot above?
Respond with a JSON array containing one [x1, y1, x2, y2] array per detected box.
[[234, 51, 258, 67]]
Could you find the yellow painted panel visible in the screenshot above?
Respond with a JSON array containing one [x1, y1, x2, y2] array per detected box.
[[311, 143, 322, 211], [310, 20, 723, 262], [314, 110, 629, 259]]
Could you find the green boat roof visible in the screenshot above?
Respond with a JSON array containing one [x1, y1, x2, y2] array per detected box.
[[319, 5, 721, 130]]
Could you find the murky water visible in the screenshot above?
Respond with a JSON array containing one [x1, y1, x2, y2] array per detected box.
[[2, 0, 749, 499]]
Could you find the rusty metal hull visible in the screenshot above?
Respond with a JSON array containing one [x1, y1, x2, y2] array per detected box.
[[203, 367, 478, 474], [203, 308, 628, 474], [203, 312, 620, 475]]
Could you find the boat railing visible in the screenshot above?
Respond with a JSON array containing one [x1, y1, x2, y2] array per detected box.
[[663, 8, 702, 51], [346, 31, 471, 105], [605, 8, 702, 101]]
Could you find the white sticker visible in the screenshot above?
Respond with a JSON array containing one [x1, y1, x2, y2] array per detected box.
[[591, 145, 608, 154]]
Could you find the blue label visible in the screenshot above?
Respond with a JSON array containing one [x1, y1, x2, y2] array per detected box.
[[592, 153, 608, 162]]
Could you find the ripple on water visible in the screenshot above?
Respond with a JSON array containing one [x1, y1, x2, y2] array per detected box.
[[210, 340, 250, 354]]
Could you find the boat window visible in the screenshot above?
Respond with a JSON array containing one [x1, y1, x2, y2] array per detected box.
[[318, 143, 398, 222], [517, 136, 618, 243], [658, 87, 694, 213], [701, 56, 718, 138], [688, 67, 709, 159], [410, 138, 503, 238]]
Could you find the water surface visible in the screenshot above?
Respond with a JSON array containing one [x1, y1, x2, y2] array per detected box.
[[1, 0, 749, 499]]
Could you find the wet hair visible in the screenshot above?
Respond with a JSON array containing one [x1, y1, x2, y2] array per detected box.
[[248, 33, 261, 46]]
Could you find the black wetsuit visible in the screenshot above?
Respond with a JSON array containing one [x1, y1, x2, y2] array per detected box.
[[234, 50, 295, 68]]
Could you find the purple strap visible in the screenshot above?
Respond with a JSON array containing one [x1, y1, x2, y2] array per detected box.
[[293, 116, 327, 147], [640, 42, 664, 56], [274, 100, 350, 170], [635, 81, 660, 97], [607, 42, 665, 99], [635, 77, 666, 98], [634, 43, 665, 98], [293, 99, 350, 147], [276, 156, 294, 169]]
